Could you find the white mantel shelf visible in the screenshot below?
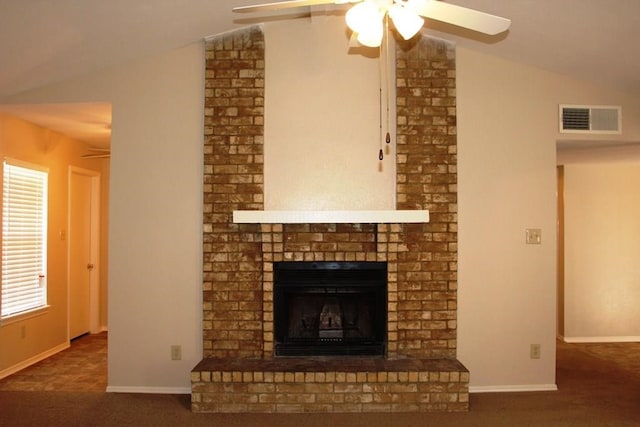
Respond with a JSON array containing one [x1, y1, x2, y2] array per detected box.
[[232, 210, 430, 224]]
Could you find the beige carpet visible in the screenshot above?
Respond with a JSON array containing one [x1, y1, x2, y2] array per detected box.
[[0, 338, 638, 426], [0, 332, 107, 392]]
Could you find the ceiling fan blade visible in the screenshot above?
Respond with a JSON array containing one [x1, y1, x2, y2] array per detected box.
[[409, 0, 511, 35], [233, 0, 346, 13], [81, 153, 110, 159], [82, 146, 110, 159]]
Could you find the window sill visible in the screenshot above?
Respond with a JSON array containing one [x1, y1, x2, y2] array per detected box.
[[0, 306, 50, 327]]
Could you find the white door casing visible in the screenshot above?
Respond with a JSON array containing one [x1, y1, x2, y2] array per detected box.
[[68, 167, 101, 339]]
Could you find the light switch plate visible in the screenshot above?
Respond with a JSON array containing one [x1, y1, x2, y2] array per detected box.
[[530, 344, 541, 359], [526, 228, 542, 244]]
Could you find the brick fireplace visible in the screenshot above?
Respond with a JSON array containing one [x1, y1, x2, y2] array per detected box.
[[191, 25, 468, 413]]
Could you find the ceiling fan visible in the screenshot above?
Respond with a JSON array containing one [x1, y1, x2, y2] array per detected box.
[[233, 0, 511, 47], [81, 147, 110, 159]]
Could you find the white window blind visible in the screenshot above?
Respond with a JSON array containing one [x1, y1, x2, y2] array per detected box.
[[2, 160, 48, 319]]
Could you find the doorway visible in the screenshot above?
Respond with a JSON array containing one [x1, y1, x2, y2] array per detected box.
[[68, 167, 101, 340], [557, 160, 640, 342], [556, 166, 565, 339]]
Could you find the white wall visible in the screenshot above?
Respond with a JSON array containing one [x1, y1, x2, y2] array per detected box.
[[456, 48, 558, 390], [5, 17, 640, 392], [456, 46, 640, 390], [563, 163, 640, 341], [265, 16, 395, 210], [4, 44, 205, 392]]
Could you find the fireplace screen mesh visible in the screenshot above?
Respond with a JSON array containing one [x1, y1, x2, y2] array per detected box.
[[274, 261, 387, 356]]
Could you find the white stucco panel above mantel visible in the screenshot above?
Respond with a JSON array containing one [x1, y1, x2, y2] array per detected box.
[[232, 210, 430, 224]]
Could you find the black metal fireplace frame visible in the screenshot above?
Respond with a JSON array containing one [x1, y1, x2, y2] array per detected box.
[[273, 261, 387, 357]]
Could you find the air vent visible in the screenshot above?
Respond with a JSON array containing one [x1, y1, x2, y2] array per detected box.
[[559, 105, 621, 134]]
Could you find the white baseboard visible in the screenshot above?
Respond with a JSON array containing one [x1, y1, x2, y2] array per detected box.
[[563, 336, 640, 343], [470, 384, 558, 393], [106, 386, 191, 395], [0, 341, 70, 380]]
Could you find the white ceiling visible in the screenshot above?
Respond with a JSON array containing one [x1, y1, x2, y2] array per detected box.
[[1, 0, 639, 147], [0, 102, 112, 147]]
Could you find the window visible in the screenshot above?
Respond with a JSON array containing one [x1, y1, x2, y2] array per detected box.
[[2, 160, 48, 319]]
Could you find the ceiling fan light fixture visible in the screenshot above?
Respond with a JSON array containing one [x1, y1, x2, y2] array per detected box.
[[345, 1, 383, 35], [388, 3, 424, 40], [356, 21, 384, 47]]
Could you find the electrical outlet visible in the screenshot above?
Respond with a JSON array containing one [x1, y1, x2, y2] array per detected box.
[[170, 345, 182, 361], [530, 344, 541, 359]]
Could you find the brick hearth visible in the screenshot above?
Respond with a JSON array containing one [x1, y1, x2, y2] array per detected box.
[[192, 25, 466, 413]]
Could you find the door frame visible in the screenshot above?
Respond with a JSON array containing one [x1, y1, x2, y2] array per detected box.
[[67, 166, 101, 340], [557, 165, 565, 339]]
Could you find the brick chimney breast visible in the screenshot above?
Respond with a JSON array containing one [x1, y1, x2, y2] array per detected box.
[[194, 25, 466, 413]]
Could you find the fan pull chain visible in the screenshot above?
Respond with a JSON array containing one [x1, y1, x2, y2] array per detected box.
[[385, 12, 391, 147], [378, 13, 393, 161], [378, 38, 384, 161]]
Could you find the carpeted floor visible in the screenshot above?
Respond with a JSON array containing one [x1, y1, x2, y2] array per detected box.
[[0, 336, 638, 426], [0, 332, 107, 392]]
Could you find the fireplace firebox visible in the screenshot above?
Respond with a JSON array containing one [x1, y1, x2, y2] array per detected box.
[[274, 261, 387, 356]]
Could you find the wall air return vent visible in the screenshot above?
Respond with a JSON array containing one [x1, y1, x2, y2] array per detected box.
[[559, 105, 621, 134]]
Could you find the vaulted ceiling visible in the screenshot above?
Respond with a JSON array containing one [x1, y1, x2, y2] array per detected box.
[[1, 0, 638, 146]]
